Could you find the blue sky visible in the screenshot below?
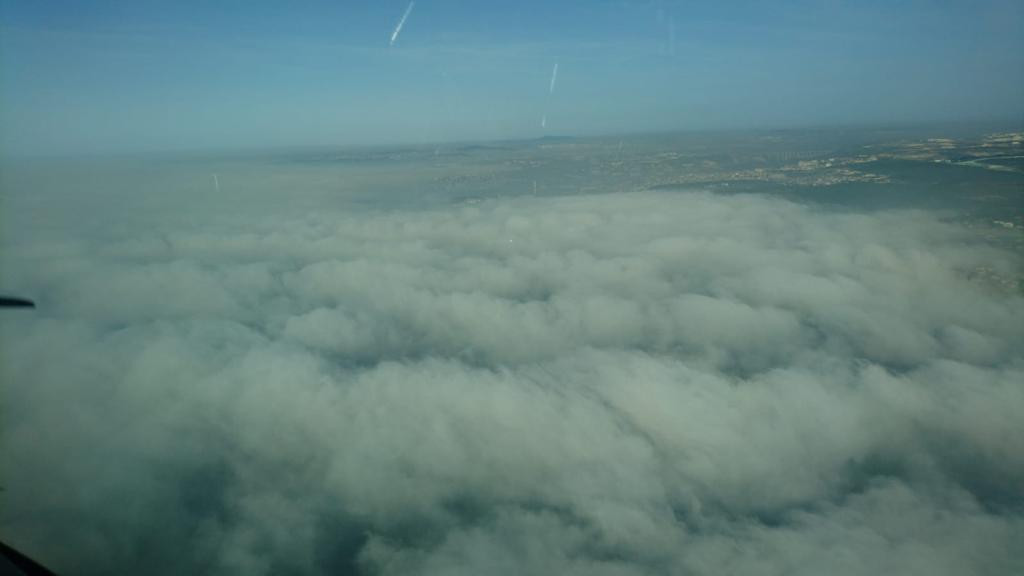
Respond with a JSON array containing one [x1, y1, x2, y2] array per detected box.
[[1, 0, 1022, 154]]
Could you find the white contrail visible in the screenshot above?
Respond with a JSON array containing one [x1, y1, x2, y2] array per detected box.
[[212, 174, 220, 193], [390, 1, 415, 46], [541, 114, 547, 129], [549, 62, 559, 94]]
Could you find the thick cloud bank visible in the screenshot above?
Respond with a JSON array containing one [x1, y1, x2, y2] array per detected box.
[[2, 191, 1023, 575]]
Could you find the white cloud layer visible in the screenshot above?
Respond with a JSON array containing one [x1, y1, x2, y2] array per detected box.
[[2, 191, 1023, 575]]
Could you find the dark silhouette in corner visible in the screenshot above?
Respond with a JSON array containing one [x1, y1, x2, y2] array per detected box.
[[0, 540, 58, 576]]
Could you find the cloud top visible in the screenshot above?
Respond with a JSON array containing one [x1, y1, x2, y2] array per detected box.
[[2, 190, 1023, 575]]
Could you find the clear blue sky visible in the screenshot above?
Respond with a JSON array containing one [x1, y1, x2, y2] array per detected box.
[[2, 0, 1022, 155]]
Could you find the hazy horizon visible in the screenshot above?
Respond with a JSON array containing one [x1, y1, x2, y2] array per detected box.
[[3, 119, 1021, 162]]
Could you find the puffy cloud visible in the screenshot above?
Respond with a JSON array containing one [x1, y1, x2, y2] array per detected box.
[[1, 190, 1022, 575]]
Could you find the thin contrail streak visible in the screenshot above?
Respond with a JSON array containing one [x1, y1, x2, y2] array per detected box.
[[390, 1, 415, 46], [212, 174, 220, 193], [549, 62, 559, 94]]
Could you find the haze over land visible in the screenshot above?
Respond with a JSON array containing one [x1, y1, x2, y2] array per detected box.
[[2, 1, 1024, 575]]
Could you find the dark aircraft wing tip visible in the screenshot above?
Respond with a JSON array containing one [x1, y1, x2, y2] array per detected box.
[[0, 296, 35, 309]]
